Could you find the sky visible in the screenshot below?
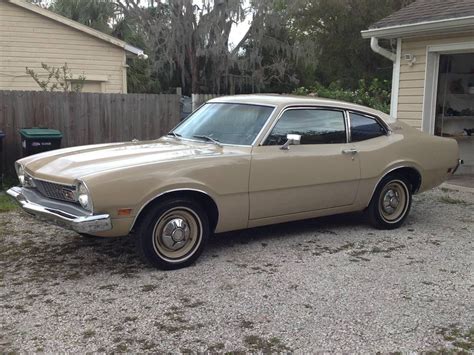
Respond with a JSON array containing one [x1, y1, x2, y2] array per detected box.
[[228, 14, 251, 49]]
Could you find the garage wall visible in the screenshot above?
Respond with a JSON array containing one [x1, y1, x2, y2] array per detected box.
[[397, 31, 474, 129], [0, 0, 127, 93]]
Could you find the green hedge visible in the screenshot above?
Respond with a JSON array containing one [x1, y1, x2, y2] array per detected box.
[[293, 79, 391, 114]]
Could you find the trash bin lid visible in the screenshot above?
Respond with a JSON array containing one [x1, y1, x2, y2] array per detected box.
[[20, 128, 62, 139]]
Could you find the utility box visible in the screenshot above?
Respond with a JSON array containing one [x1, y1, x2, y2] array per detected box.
[[20, 128, 62, 157]]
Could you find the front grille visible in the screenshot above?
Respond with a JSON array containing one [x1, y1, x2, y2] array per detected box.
[[33, 179, 77, 203]]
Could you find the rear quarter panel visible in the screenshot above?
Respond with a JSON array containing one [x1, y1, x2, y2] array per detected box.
[[355, 121, 459, 208]]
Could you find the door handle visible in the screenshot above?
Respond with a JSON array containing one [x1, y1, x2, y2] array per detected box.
[[342, 148, 358, 155]]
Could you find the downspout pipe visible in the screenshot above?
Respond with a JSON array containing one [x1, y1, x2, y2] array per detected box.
[[370, 37, 400, 118], [370, 37, 396, 62]]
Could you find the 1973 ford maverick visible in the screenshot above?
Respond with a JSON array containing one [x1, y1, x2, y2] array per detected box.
[[8, 95, 461, 269]]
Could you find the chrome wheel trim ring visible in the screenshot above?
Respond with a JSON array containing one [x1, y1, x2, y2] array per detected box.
[[152, 207, 202, 263], [378, 180, 409, 224]]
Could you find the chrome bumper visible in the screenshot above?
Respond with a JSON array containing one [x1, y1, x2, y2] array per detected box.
[[7, 186, 112, 234]]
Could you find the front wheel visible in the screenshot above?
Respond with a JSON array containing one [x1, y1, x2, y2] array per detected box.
[[135, 198, 209, 270], [367, 174, 412, 229]]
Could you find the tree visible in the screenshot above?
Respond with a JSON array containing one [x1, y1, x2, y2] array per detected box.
[[25, 63, 86, 92], [51, 0, 118, 34], [116, 0, 310, 95], [291, 0, 416, 88]]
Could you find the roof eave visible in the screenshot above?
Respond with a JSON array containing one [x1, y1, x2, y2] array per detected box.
[[361, 16, 474, 39], [8, 0, 145, 57]]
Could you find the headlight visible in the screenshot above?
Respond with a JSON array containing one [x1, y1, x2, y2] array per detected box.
[[77, 181, 93, 212], [15, 163, 25, 186]]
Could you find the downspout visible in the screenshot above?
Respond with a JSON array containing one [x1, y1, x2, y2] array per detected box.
[[370, 37, 400, 118], [370, 37, 396, 62]]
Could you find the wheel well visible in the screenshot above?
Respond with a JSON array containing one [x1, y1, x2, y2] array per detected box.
[[132, 190, 219, 233], [386, 167, 422, 193]]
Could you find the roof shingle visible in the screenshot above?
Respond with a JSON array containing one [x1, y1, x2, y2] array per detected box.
[[370, 0, 474, 29]]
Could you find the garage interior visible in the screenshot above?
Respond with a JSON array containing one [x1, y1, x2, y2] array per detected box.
[[436, 53, 474, 176]]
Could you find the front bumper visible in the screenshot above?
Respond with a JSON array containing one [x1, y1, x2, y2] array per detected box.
[[7, 186, 112, 234]]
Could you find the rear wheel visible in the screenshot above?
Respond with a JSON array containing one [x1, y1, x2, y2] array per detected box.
[[367, 174, 412, 229], [135, 198, 209, 270]]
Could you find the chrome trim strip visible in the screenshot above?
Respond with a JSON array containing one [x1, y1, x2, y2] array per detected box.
[[344, 110, 351, 143], [130, 188, 219, 233], [452, 159, 463, 174], [24, 173, 76, 188], [251, 106, 279, 146], [7, 186, 111, 234], [77, 179, 94, 213], [257, 105, 347, 146]]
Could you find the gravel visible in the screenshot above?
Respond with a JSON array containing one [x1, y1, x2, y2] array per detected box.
[[1, 186, 473, 353]]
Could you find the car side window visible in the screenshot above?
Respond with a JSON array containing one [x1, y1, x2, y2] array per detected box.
[[264, 109, 346, 145], [350, 112, 387, 142]]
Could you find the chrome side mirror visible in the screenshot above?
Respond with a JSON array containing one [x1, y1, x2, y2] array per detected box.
[[280, 134, 301, 150]]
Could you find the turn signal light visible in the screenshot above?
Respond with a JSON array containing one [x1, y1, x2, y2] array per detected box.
[[117, 208, 132, 216]]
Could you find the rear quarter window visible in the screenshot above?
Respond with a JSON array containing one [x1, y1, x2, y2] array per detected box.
[[350, 112, 387, 142]]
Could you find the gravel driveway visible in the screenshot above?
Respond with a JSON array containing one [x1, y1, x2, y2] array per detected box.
[[1, 186, 473, 353]]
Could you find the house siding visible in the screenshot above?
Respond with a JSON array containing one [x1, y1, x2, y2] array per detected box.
[[0, 0, 127, 93], [397, 32, 474, 128]]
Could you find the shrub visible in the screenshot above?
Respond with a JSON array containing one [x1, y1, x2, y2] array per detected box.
[[293, 79, 391, 114]]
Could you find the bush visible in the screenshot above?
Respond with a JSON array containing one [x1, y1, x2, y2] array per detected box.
[[293, 79, 391, 114]]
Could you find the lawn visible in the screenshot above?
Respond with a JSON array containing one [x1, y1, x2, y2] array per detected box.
[[0, 193, 17, 213]]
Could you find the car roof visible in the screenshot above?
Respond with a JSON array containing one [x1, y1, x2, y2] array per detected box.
[[209, 94, 395, 124]]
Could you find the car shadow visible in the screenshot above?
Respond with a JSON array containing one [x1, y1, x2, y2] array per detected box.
[[6, 211, 367, 281], [207, 211, 366, 253]]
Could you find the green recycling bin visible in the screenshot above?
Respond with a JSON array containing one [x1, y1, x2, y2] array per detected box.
[[20, 128, 62, 157]]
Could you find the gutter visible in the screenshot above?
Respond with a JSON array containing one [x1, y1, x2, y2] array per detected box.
[[361, 15, 474, 39], [125, 44, 148, 59]]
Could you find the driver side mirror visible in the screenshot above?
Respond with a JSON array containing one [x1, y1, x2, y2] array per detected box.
[[280, 134, 301, 150]]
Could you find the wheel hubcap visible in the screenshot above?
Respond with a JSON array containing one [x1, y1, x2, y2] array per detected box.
[[162, 218, 190, 250], [152, 207, 202, 261], [379, 180, 408, 223], [382, 189, 400, 214]]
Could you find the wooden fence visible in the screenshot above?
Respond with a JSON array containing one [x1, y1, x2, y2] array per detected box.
[[191, 93, 219, 111], [0, 91, 181, 174]]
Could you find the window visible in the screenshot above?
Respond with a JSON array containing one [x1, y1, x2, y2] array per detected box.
[[265, 109, 346, 145], [349, 112, 386, 142], [173, 103, 274, 145]]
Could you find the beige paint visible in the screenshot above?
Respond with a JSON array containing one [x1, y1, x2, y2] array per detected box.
[[0, 0, 127, 93], [16, 95, 460, 237], [397, 31, 474, 128]]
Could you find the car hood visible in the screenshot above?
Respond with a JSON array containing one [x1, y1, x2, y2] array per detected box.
[[22, 137, 242, 184]]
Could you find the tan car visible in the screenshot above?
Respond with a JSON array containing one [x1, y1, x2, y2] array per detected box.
[[8, 95, 461, 269]]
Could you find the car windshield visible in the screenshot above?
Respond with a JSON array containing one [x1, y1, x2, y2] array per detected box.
[[172, 103, 274, 146]]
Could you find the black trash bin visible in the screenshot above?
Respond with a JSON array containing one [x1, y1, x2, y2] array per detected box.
[[0, 130, 5, 180], [20, 128, 62, 157]]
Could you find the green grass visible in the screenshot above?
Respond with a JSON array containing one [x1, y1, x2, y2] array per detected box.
[[0, 193, 17, 213], [1, 175, 19, 192]]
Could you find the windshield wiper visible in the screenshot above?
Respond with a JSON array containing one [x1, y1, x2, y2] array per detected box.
[[167, 132, 182, 139], [193, 135, 223, 147]]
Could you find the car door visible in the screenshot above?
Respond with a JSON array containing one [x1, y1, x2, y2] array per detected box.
[[249, 107, 361, 220]]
